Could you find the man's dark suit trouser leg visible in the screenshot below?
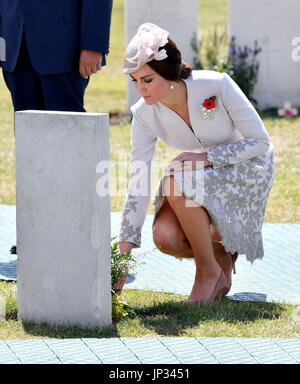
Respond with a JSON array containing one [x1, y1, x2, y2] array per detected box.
[[2, 34, 90, 254], [2, 34, 89, 112]]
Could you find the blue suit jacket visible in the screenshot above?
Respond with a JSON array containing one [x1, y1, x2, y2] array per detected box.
[[0, 0, 113, 74]]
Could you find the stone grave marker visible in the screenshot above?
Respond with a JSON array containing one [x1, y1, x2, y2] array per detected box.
[[124, 0, 198, 110], [229, 0, 300, 109], [15, 111, 112, 329]]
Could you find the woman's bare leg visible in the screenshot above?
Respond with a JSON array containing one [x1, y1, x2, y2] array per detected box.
[[153, 184, 236, 293], [153, 199, 194, 258], [154, 201, 229, 254], [163, 175, 225, 303]]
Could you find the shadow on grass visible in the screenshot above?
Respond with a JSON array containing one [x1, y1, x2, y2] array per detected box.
[[22, 320, 121, 340], [18, 296, 289, 339], [130, 297, 288, 337]]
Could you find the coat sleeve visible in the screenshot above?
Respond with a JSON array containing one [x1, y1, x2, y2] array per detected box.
[[206, 73, 271, 169], [118, 109, 157, 247], [80, 0, 113, 54]]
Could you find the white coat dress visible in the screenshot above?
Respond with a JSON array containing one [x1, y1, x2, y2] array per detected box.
[[118, 70, 274, 263]]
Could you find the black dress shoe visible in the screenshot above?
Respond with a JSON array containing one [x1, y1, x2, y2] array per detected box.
[[10, 245, 17, 254]]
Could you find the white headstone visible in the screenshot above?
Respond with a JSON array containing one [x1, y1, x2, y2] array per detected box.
[[229, 0, 300, 109], [15, 111, 112, 329], [125, 0, 198, 111]]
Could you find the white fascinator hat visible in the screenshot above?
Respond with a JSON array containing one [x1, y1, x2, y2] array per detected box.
[[123, 23, 170, 74]]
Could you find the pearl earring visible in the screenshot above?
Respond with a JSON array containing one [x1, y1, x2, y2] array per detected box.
[[170, 81, 174, 90]]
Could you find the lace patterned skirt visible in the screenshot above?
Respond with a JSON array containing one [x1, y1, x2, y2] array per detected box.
[[153, 145, 275, 263]]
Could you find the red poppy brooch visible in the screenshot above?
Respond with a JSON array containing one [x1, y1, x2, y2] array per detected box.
[[198, 96, 216, 120]]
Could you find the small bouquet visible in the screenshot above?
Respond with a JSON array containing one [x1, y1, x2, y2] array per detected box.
[[111, 237, 137, 296]]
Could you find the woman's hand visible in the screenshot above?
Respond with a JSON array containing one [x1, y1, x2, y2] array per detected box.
[[117, 242, 135, 254], [164, 152, 210, 172]]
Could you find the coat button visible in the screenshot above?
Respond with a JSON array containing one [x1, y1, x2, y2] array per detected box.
[[19, 12, 23, 16]]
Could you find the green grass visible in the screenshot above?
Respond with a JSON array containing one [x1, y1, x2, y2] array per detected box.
[[0, 0, 299, 340], [0, 282, 299, 340]]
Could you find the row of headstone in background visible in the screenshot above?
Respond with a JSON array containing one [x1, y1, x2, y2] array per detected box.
[[124, 0, 199, 109], [125, 0, 300, 111], [229, 0, 300, 110]]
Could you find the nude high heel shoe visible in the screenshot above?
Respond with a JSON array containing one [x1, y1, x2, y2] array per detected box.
[[186, 269, 227, 305], [207, 269, 227, 304]]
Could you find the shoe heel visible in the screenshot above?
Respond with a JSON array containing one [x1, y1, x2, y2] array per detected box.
[[232, 253, 237, 274], [210, 270, 227, 304]]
